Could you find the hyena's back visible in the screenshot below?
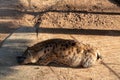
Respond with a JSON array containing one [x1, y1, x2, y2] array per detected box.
[[19, 38, 79, 64]]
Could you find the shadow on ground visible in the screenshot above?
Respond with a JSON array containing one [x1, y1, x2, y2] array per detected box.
[[38, 27, 120, 36], [0, 38, 33, 78], [101, 61, 120, 79], [0, 22, 19, 33], [0, 9, 23, 19], [2, 27, 119, 36], [109, 0, 120, 6]]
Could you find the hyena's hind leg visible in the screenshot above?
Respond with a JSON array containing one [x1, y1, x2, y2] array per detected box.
[[36, 53, 56, 66]]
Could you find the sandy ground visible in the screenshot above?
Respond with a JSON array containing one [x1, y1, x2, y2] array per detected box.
[[0, 0, 120, 80]]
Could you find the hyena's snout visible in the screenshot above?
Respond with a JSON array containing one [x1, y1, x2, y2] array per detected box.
[[16, 56, 31, 65], [17, 55, 38, 64], [17, 56, 25, 64]]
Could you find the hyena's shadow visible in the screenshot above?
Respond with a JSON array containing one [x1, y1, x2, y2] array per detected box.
[[21, 62, 84, 69], [23, 63, 75, 68]]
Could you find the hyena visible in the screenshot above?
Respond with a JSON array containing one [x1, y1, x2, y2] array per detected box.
[[17, 38, 102, 68]]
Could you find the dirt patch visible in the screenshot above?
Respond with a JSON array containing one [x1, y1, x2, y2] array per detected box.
[[40, 12, 120, 29]]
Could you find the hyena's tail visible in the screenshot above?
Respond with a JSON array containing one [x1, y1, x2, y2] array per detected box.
[[96, 50, 102, 60]]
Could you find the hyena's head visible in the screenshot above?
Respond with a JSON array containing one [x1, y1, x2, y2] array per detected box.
[[81, 48, 102, 68], [17, 47, 38, 65]]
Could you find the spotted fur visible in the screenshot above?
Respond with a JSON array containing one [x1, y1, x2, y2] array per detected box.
[[17, 38, 102, 68]]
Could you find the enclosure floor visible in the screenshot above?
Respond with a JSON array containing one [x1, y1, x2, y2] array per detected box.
[[0, 27, 119, 80], [0, 0, 120, 80]]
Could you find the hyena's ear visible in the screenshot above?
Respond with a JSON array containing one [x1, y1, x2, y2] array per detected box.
[[97, 50, 102, 60]]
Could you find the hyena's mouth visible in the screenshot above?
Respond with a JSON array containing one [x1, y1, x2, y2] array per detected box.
[[16, 56, 26, 64]]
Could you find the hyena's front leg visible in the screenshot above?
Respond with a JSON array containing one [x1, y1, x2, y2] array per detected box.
[[36, 54, 56, 66]]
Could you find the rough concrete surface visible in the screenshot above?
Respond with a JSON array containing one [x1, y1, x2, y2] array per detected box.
[[0, 0, 120, 80]]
